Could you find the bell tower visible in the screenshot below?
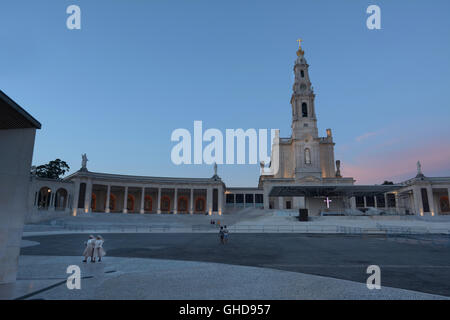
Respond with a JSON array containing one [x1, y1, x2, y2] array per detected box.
[[291, 40, 318, 141], [261, 40, 353, 198], [290, 41, 322, 179]]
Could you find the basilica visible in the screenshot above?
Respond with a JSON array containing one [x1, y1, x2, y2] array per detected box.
[[16, 44, 450, 223]]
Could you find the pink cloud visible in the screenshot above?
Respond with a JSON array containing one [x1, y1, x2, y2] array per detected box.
[[342, 140, 450, 184], [355, 131, 380, 142]]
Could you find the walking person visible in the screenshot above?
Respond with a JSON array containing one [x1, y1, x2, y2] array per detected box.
[[82, 235, 95, 263], [219, 226, 225, 244], [223, 225, 229, 244], [94, 235, 106, 262]]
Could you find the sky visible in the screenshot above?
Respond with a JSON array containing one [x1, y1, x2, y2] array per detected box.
[[1, 0, 450, 186]]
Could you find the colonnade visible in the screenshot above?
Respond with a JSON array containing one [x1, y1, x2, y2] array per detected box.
[[72, 180, 224, 216]]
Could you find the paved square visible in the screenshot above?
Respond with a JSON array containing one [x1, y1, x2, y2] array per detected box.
[[15, 232, 450, 299]]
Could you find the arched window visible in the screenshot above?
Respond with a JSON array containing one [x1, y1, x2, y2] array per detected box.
[[178, 196, 189, 213], [55, 188, 68, 210], [195, 197, 206, 213], [38, 186, 52, 210], [302, 102, 308, 117], [300, 70, 305, 78], [305, 148, 311, 164], [127, 195, 135, 212], [144, 195, 153, 212], [161, 196, 171, 212]]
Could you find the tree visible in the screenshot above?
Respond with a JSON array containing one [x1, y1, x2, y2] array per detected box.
[[35, 159, 70, 179], [382, 181, 394, 185]]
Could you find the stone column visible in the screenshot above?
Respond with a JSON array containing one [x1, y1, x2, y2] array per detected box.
[[413, 187, 424, 216], [123, 186, 128, 214], [218, 187, 223, 215], [84, 180, 93, 213], [363, 196, 367, 208], [157, 187, 161, 214], [189, 188, 194, 214], [33, 191, 38, 208], [278, 197, 283, 210], [53, 192, 58, 210], [374, 196, 378, 209], [350, 196, 356, 210], [207, 187, 213, 215], [292, 197, 298, 209], [253, 193, 256, 207], [49, 191, 55, 211], [426, 185, 435, 216], [243, 193, 246, 208], [299, 196, 306, 209], [384, 194, 388, 208], [105, 185, 111, 213], [173, 188, 178, 214], [140, 186, 145, 214], [395, 193, 400, 214], [447, 187, 450, 213], [263, 189, 269, 210], [72, 180, 80, 216]]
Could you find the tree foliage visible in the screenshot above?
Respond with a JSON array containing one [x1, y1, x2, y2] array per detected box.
[[35, 159, 70, 179], [382, 180, 394, 185]]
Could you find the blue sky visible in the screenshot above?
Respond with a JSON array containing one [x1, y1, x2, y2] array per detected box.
[[1, 0, 450, 186]]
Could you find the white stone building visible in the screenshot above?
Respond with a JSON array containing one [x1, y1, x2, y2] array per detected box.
[[26, 176, 74, 223], [0, 90, 40, 284], [257, 44, 450, 217], [63, 170, 225, 216]]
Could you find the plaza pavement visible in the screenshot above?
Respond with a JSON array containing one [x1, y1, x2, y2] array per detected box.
[[5, 255, 449, 300], [5, 209, 449, 300], [18, 232, 450, 298]]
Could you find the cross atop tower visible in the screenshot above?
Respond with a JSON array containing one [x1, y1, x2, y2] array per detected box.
[[296, 38, 304, 56]]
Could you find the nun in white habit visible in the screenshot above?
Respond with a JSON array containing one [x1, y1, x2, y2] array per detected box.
[[82, 235, 95, 263], [93, 235, 106, 262]]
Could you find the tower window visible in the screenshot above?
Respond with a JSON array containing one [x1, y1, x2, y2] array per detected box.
[[302, 102, 308, 117], [301, 70, 305, 78], [305, 148, 311, 164]]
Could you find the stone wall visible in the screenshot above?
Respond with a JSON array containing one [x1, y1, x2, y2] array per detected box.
[[0, 128, 36, 284]]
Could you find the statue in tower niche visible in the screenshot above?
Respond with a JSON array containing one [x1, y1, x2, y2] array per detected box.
[[81, 153, 88, 171], [335, 160, 342, 178]]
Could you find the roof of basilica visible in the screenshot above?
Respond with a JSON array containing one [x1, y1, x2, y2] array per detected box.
[[65, 170, 225, 185]]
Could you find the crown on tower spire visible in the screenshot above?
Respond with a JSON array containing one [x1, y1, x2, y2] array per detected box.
[[296, 39, 304, 56]]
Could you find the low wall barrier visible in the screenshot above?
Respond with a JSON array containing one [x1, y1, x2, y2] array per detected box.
[[51, 223, 450, 235]]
